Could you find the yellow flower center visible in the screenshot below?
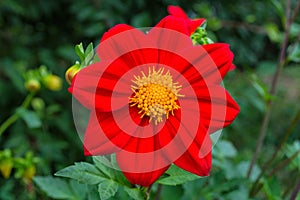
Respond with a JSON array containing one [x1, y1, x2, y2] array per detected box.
[[129, 67, 183, 125]]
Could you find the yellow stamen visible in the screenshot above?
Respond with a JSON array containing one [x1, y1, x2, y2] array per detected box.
[[129, 67, 183, 125]]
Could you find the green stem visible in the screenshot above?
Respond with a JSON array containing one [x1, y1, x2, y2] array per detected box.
[[0, 93, 35, 137], [247, 0, 293, 178], [267, 150, 300, 177], [249, 109, 300, 197]]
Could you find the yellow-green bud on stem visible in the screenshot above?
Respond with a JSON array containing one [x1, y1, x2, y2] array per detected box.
[[31, 98, 45, 111], [0, 159, 13, 179], [43, 75, 62, 91], [24, 79, 40, 92], [65, 64, 80, 85], [23, 165, 36, 182]]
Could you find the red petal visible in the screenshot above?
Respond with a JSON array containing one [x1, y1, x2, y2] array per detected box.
[[69, 61, 130, 112], [184, 85, 240, 133], [176, 43, 234, 87], [97, 25, 156, 61], [121, 165, 170, 186], [100, 24, 133, 43], [202, 43, 234, 81], [167, 6, 205, 34], [189, 19, 206, 34], [174, 125, 212, 176], [83, 112, 120, 156], [153, 16, 190, 35], [167, 5, 188, 18]]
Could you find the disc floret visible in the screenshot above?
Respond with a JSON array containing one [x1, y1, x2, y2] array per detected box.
[[130, 67, 183, 124]]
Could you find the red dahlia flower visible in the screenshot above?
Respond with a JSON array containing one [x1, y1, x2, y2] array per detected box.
[[69, 15, 239, 186]]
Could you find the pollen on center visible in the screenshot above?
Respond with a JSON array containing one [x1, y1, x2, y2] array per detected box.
[[129, 67, 183, 125]]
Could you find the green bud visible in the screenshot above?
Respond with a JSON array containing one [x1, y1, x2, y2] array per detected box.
[[65, 64, 80, 85], [0, 158, 13, 179], [31, 97, 45, 111], [24, 79, 40, 92], [43, 75, 62, 91]]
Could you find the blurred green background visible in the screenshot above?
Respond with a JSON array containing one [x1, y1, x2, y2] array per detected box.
[[0, 0, 300, 199]]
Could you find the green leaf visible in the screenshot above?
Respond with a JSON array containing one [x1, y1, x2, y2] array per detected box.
[[237, 161, 261, 182], [215, 140, 237, 158], [55, 162, 106, 185], [288, 42, 300, 63], [157, 165, 201, 185], [69, 180, 88, 200], [84, 43, 95, 66], [93, 156, 115, 179], [75, 43, 85, 62], [123, 187, 145, 200], [87, 185, 101, 200], [33, 176, 75, 199], [17, 108, 41, 128], [98, 179, 118, 200]]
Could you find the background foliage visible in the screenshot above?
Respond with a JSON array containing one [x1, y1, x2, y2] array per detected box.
[[0, 0, 300, 199]]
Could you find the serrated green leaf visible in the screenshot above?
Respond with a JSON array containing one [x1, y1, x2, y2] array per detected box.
[[17, 108, 41, 128], [33, 176, 74, 199], [98, 179, 118, 200], [157, 165, 200, 185], [93, 156, 115, 179], [124, 187, 145, 200], [55, 162, 106, 185]]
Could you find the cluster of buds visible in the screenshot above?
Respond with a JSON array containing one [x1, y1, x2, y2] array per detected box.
[[24, 65, 62, 93], [0, 150, 39, 183]]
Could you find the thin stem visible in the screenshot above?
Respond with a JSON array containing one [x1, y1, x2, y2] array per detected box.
[[249, 109, 300, 196], [0, 113, 19, 137], [267, 150, 300, 178], [145, 185, 152, 200], [290, 178, 300, 200], [247, 0, 292, 178], [154, 184, 162, 200], [290, 0, 300, 24], [0, 93, 35, 137]]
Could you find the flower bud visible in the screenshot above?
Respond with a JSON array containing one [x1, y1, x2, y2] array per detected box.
[[31, 98, 45, 111], [24, 79, 41, 92], [0, 159, 13, 179], [23, 165, 36, 181], [65, 64, 80, 85], [43, 75, 62, 91]]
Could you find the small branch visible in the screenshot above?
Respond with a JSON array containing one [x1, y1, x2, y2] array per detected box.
[[247, 0, 292, 178], [290, 0, 300, 24], [0, 93, 35, 137], [154, 184, 162, 200], [267, 150, 300, 177], [249, 109, 300, 196], [290, 177, 300, 200]]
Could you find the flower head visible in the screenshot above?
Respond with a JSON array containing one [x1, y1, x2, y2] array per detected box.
[[70, 9, 239, 186]]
